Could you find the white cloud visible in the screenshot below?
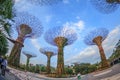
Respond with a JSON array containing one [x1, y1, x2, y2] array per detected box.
[[74, 21, 84, 30], [63, 20, 85, 31], [31, 39, 40, 49], [65, 26, 120, 64], [63, 20, 85, 40]]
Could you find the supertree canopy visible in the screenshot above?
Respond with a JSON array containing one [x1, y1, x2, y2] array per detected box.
[[40, 47, 57, 74], [23, 51, 37, 70], [84, 28, 109, 68], [90, 0, 120, 14], [107, 0, 120, 3], [8, 12, 43, 67], [44, 26, 77, 77], [27, 0, 62, 6]]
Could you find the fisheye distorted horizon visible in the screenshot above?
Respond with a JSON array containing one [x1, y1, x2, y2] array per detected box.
[[8, 0, 120, 67]]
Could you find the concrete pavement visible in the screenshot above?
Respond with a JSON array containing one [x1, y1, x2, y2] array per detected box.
[[81, 63, 120, 80], [3, 63, 120, 80], [0, 76, 4, 80]]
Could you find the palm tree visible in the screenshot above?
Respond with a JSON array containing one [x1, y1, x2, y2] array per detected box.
[[0, 0, 14, 56], [0, 32, 8, 56], [0, 0, 14, 35]]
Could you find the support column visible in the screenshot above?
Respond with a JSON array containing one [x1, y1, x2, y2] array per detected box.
[[26, 57, 30, 70], [98, 45, 109, 68], [47, 56, 51, 74], [56, 47, 64, 77]]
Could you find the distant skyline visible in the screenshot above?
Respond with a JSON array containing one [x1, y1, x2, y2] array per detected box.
[[8, 0, 120, 67]]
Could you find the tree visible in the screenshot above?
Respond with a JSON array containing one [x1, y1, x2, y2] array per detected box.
[[40, 47, 57, 74], [40, 66, 47, 72], [44, 26, 77, 77], [8, 12, 43, 67], [109, 40, 120, 62], [84, 28, 109, 69], [0, 32, 8, 56], [22, 51, 37, 71], [73, 63, 97, 75], [0, 0, 15, 36], [90, 0, 120, 14], [35, 64, 40, 73], [0, 0, 14, 56], [65, 67, 73, 76], [29, 65, 36, 72]]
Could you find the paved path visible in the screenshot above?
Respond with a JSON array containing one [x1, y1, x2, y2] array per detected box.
[[0, 76, 4, 80], [81, 63, 120, 80], [3, 63, 120, 80]]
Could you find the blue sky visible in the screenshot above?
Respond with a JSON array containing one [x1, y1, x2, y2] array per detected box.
[[8, 0, 120, 67]]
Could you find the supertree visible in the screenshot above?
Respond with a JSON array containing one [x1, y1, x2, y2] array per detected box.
[[26, 0, 62, 6], [44, 26, 77, 77], [90, 0, 120, 14], [84, 28, 109, 68], [22, 51, 37, 70], [8, 12, 43, 67], [39, 47, 57, 74]]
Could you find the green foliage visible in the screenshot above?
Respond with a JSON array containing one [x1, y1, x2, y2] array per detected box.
[[0, 0, 14, 56], [88, 65, 97, 72], [0, 32, 8, 56], [35, 64, 40, 73], [0, 19, 12, 36], [73, 63, 97, 75], [19, 64, 26, 71], [0, 0, 14, 19], [65, 67, 73, 75], [0, 0, 14, 36], [40, 66, 47, 72], [29, 66, 36, 72], [109, 40, 120, 61], [50, 66, 56, 73]]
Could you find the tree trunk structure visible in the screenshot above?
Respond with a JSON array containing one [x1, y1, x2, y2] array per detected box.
[[26, 57, 30, 70], [54, 37, 67, 77], [56, 47, 64, 77], [107, 0, 120, 3], [93, 36, 109, 68], [8, 24, 31, 68], [8, 36, 24, 67], [47, 56, 51, 74]]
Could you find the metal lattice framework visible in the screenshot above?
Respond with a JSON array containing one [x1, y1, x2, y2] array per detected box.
[[84, 28, 109, 68], [14, 12, 43, 39], [44, 26, 77, 46], [40, 47, 57, 74], [8, 12, 43, 67], [23, 51, 37, 70], [90, 0, 120, 14], [44, 26, 77, 77], [40, 47, 57, 56], [27, 0, 62, 6], [84, 28, 108, 45]]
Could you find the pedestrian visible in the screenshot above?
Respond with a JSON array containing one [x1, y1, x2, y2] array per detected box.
[[77, 72, 81, 80], [1, 56, 7, 76]]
